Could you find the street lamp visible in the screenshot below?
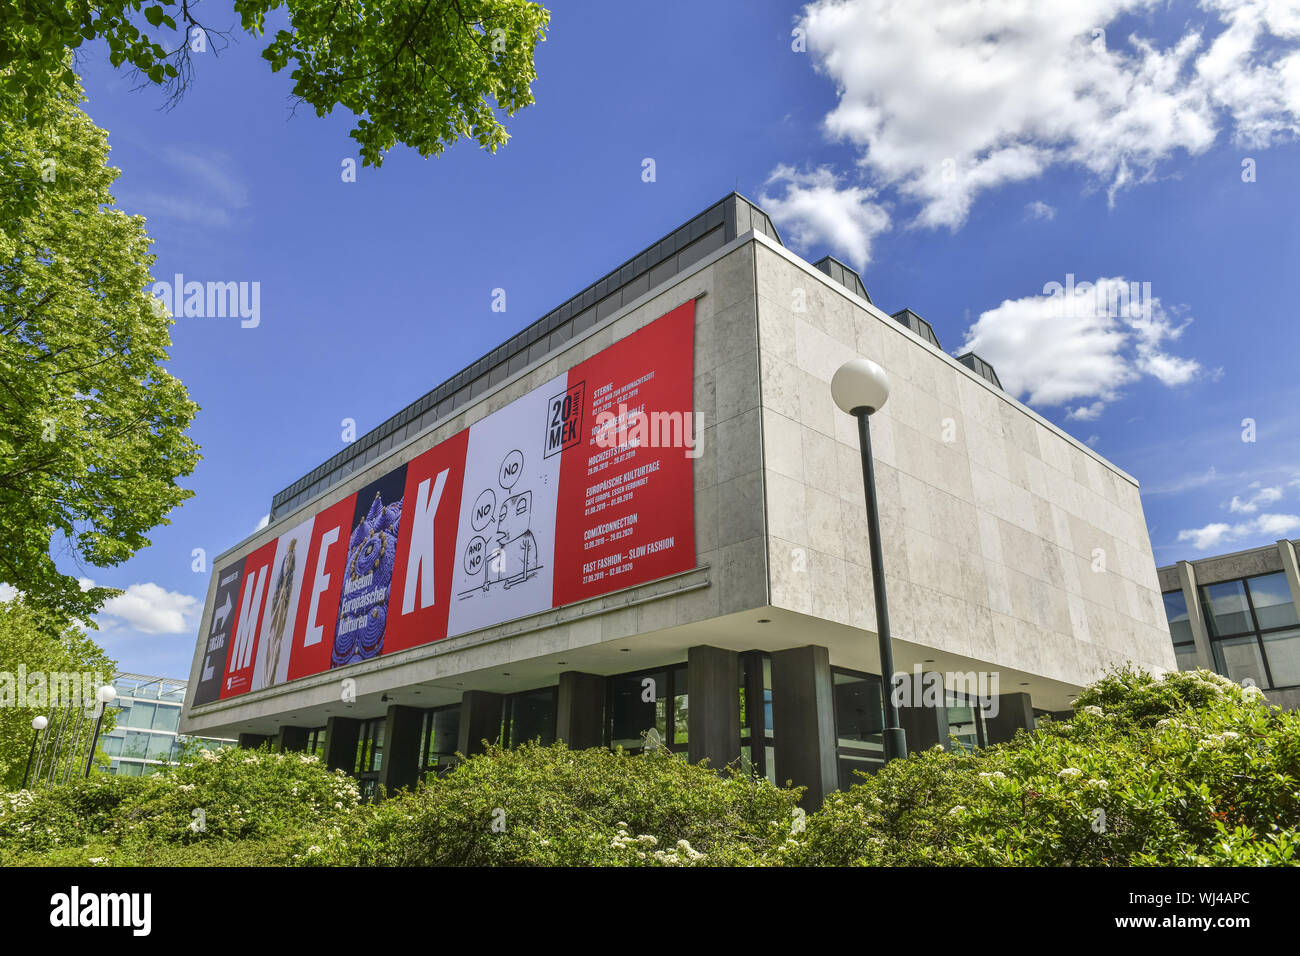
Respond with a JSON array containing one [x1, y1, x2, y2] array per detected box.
[[832, 358, 907, 762], [84, 684, 118, 778], [21, 715, 48, 789]]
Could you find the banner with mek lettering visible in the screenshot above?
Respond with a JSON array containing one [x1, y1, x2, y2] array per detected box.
[[191, 300, 696, 706]]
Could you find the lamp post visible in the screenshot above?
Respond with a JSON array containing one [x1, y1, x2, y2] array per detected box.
[[832, 358, 907, 762], [84, 684, 118, 778], [21, 715, 48, 789]]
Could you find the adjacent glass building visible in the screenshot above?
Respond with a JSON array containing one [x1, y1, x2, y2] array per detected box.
[[1157, 539, 1300, 710], [101, 673, 235, 776]]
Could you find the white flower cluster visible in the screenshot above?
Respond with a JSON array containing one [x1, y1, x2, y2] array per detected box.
[[1057, 767, 1082, 780], [1198, 731, 1241, 750], [1080, 705, 1104, 717], [978, 771, 1006, 784]]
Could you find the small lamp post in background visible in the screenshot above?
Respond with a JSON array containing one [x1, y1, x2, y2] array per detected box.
[[832, 357, 907, 762], [83, 684, 118, 778], [21, 715, 48, 789]]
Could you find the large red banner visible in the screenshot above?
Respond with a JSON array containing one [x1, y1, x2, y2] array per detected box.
[[193, 301, 696, 705]]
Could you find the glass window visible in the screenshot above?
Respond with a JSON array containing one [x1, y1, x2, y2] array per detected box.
[[609, 671, 668, 751], [101, 734, 123, 756], [505, 688, 556, 747], [148, 734, 174, 761], [833, 671, 884, 746], [1212, 635, 1269, 688], [1174, 644, 1201, 671], [151, 704, 181, 733], [1262, 629, 1300, 687], [671, 665, 688, 748], [121, 730, 150, 759], [1247, 573, 1299, 630], [1202, 580, 1253, 636], [125, 700, 156, 730], [1163, 590, 1194, 645], [420, 707, 460, 772], [837, 753, 881, 791]]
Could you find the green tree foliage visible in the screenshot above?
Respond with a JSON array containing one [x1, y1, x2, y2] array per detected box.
[[784, 668, 1300, 866], [0, 65, 200, 624], [0, 599, 117, 789], [0, 0, 551, 166]]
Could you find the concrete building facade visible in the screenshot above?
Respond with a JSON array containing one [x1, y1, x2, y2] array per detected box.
[[181, 194, 1174, 807]]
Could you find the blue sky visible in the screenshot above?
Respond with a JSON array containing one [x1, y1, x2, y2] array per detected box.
[[55, 0, 1300, 677]]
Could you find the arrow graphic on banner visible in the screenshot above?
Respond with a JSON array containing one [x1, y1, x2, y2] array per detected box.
[[211, 592, 232, 634]]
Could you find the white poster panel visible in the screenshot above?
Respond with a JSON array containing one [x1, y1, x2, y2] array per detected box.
[[250, 516, 315, 690], [447, 375, 564, 637]]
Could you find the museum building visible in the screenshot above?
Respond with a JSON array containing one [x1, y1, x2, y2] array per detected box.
[[181, 193, 1175, 807]]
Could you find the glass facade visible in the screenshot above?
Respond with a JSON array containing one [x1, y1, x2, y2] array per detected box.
[[504, 687, 557, 747], [102, 674, 235, 777], [739, 652, 775, 783], [418, 706, 460, 777], [607, 665, 687, 754], [1197, 572, 1300, 689], [832, 669, 885, 789], [1162, 590, 1201, 671]]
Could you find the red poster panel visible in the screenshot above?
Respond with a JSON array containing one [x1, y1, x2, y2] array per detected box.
[[384, 429, 470, 654], [286, 494, 357, 682], [219, 537, 279, 699], [552, 299, 697, 607]]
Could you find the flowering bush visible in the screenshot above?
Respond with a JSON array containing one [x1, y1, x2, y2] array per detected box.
[[0, 745, 358, 865], [293, 740, 800, 867], [782, 667, 1300, 866]]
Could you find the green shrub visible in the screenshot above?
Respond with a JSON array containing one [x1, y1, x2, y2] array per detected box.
[[784, 668, 1300, 866], [294, 741, 802, 866], [0, 745, 358, 864]]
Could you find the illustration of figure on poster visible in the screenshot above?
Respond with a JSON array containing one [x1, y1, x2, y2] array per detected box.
[[461, 449, 542, 594]]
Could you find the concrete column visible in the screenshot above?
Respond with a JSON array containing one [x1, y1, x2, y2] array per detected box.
[[237, 732, 271, 749], [984, 692, 1035, 745], [456, 690, 504, 756], [898, 672, 950, 751], [278, 726, 310, 753], [378, 705, 424, 794], [556, 672, 607, 750], [1177, 560, 1214, 670], [771, 645, 837, 811], [687, 646, 741, 770], [323, 716, 361, 774]]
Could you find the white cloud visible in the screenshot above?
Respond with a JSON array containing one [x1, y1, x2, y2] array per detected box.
[[776, 0, 1300, 257], [958, 276, 1199, 410], [98, 583, 201, 636], [1228, 483, 1284, 513], [1177, 512, 1300, 550], [1178, 522, 1235, 550], [1026, 200, 1057, 220], [254, 514, 270, 532], [1257, 512, 1300, 536], [758, 165, 891, 269], [0, 583, 17, 603]]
